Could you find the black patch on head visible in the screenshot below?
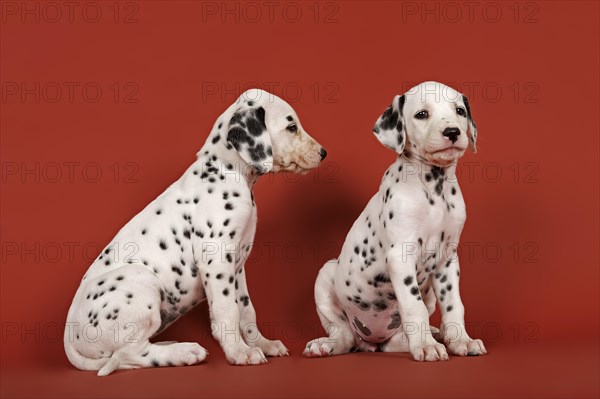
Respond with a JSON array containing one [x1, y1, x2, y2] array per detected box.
[[247, 143, 267, 162], [227, 106, 268, 169], [378, 106, 399, 132], [462, 95, 476, 127], [227, 126, 254, 151]]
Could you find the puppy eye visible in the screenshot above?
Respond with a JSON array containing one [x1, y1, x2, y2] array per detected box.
[[414, 110, 429, 120], [286, 124, 298, 133], [456, 107, 467, 117]]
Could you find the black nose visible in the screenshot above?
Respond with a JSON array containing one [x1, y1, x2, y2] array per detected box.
[[442, 127, 461, 144], [319, 148, 328, 160]]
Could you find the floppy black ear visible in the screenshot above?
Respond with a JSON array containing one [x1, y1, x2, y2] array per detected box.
[[462, 94, 478, 153], [372, 95, 406, 154], [226, 106, 273, 173]]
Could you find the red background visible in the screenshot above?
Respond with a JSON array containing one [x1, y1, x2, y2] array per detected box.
[[1, 1, 598, 398]]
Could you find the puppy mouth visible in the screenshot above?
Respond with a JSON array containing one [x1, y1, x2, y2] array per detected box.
[[276, 162, 310, 174], [431, 146, 466, 155]]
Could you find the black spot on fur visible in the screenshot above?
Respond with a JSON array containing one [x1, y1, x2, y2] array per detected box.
[[372, 298, 388, 311], [352, 316, 372, 336]]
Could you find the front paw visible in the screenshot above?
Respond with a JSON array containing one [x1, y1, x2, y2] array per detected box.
[[256, 339, 289, 357], [410, 341, 449, 362], [446, 338, 487, 357], [303, 338, 335, 357], [225, 345, 267, 365]]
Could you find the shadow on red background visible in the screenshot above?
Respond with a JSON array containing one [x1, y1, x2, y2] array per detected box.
[[1, 1, 598, 398]]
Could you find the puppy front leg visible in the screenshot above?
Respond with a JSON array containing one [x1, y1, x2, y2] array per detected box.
[[387, 247, 448, 362], [235, 266, 289, 357], [433, 256, 487, 356], [200, 253, 267, 365]]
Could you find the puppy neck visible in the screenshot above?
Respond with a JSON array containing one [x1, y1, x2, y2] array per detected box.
[[396, 151, 458, 192], [191, 138, 261, 188], [400, 150, 457, 175]]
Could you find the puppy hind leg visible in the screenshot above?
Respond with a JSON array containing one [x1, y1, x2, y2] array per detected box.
[[92, 266, 207, 375], [130, 341, 208, 369], [97, 312, 207, 376], [304, 259, 356, 357]]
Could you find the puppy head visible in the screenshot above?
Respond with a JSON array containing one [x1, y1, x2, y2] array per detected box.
[[226, 89, 326, 174], [373, 81, 477, 166]]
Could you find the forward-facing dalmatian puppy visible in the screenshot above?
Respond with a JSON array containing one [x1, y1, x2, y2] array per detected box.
[[65, 89, 327, 375], [304, 81, 486, 361]]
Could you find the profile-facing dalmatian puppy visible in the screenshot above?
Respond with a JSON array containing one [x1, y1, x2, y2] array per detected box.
[[304, 81, 486, 361], [65, 89, 327, 375]]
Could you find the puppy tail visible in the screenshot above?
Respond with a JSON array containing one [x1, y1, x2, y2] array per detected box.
[[97, 352, 121, 377], [64, 340, 112, 374]]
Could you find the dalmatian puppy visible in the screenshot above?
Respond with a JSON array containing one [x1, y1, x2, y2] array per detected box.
[[64, 89, 327, 376], [304, 81, 487, 361]]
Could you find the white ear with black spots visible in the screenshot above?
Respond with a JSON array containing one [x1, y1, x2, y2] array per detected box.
[[462, 94, 478, 153], [372, 95, 406, 154], [226, 105, 273, 173]]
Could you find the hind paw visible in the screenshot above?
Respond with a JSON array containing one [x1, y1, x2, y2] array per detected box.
[[170, 342, 208, 366]]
